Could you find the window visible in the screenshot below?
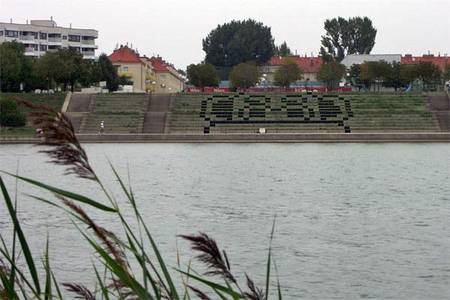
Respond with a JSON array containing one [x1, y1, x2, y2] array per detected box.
[[69, 46, 80, 52], [0, 31, 3, 36], [62, 35, 67, 40], [122, 66, 129, 72], [68, 35, 80, 42], [40, 44, 47, 51], [5, 30, 19, 38], [40, 32, 47, 40]]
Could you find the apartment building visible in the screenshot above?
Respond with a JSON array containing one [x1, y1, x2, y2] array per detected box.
[[0, 18, 98, 59]]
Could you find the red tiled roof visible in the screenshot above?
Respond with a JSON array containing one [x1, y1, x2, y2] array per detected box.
[[401, 55, 450, 71], [109, 46, 141, 63], [268, 56, 323, 73], [149, 57, 170, 72]]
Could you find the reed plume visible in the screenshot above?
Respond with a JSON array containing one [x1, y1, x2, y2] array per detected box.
[[179, 233, 236, 283], [61, 283, 95, 300], [188, 285, 212, 300], [244, 274, 265, 300], [59, 197, 127, 271], [18, 100, 97, 181]]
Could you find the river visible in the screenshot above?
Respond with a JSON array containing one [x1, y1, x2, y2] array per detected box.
[[0, 143, 449, 299]]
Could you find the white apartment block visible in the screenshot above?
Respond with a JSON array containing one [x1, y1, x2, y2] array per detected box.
[[0, 18, 98, 59]]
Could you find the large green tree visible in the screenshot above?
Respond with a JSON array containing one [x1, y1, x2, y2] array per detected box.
[[275, 41, 292, 57], [443, 64, 450, 82], [186, 63, 219, 88], [0, 41, 34, 92], [318, 61, 346, 90], [415, 62, 441, 84], [360, 60, 392, 91], [229, 62, 260, 89], [273, 60, 303, 88], [203, 19, 275, 74], [320, 17, 377, 62], [0, 98, 26, 127], [99, 54, 119, 91]]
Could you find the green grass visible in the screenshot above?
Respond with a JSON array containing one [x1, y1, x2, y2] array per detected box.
[[0, 93, 66, 138], [168, 92, 440, 133]]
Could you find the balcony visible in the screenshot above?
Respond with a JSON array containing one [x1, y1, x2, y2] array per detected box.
[[48, 37, 62, 43], [20, 35, 37, 42], [81, 39, 95, 45]]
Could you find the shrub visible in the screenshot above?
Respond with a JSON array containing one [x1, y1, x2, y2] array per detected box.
[[0, 98, 26, 127]]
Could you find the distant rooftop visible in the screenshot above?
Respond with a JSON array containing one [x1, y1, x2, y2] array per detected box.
[[0, 18, 97, 32], [267, 55, 323, 73], [109, 45, 141, 63]]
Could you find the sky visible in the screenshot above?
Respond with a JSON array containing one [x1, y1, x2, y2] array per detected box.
[[1, 0, 449, 70]]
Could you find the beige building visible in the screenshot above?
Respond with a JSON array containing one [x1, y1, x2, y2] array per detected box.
[[0, 18, 98, 59], [260, 56, 323, 84], [109, 46, 184, 93], [109, 46, 156, 93], [149, 56, 185, 93]]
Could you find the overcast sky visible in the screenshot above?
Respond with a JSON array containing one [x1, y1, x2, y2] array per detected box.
[[1, 0, 449, 69]]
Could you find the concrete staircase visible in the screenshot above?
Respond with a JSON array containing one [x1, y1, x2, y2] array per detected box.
[[66, 93, 93, 132], [142, 94, 172, 133], [428, 93, 450, 131]]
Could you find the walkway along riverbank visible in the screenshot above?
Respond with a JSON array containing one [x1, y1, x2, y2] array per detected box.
[[2, 132, 450, 144]]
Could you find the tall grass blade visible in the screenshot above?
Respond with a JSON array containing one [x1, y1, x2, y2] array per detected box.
[[44, 237, 51, 300], [1, 172, 116, 212], [93, 264, 110, 300], [78, 228, 152, 300], [0, 177, 41, 295], [51, 271, 63, 300], [177, 270, 242, 299], [265, 216, 276, 299]]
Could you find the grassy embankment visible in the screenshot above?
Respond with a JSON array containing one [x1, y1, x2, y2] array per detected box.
[[0, 93, 66, 137]]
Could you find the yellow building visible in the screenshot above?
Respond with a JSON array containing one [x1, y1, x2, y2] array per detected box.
[[109, 46, 184, 93], [149, 56, 185, 93], [109, 46, 156, 93]]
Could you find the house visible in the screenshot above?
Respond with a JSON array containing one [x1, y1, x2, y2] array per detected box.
[[401, 54, 450, 71], [148, 56, 185, 93], [341, 54, 402, 69], [260, 55, 323, 85], [109, 45, 185, 94], [109, 45, 155, 93]]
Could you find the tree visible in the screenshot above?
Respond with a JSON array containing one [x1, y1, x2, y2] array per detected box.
[[383, 62, 404, 91], [273, 60, 303, 88], [78, 59, 103, 88], [0, 98, 26, 127], [203, 19, 275, 76], [320, 17, 377, 62], [359, 61, 392, 91], [177, 69, 187, 77], [317, 61, 346, 90], [229, 63, 260, 89], [98, 54, 119, 91], [0, 41, 33, 92], [415, 62, 441, 84], [54, 49, 84, 92], [275, 41, 292, 57], [35, 52, 60, 91], [186, 63, 219, 88], [443, 64, 450, 82], [400, 64, 418, 86]]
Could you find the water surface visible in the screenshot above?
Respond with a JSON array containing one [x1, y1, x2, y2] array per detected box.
[[0, 143, 449, 299]]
